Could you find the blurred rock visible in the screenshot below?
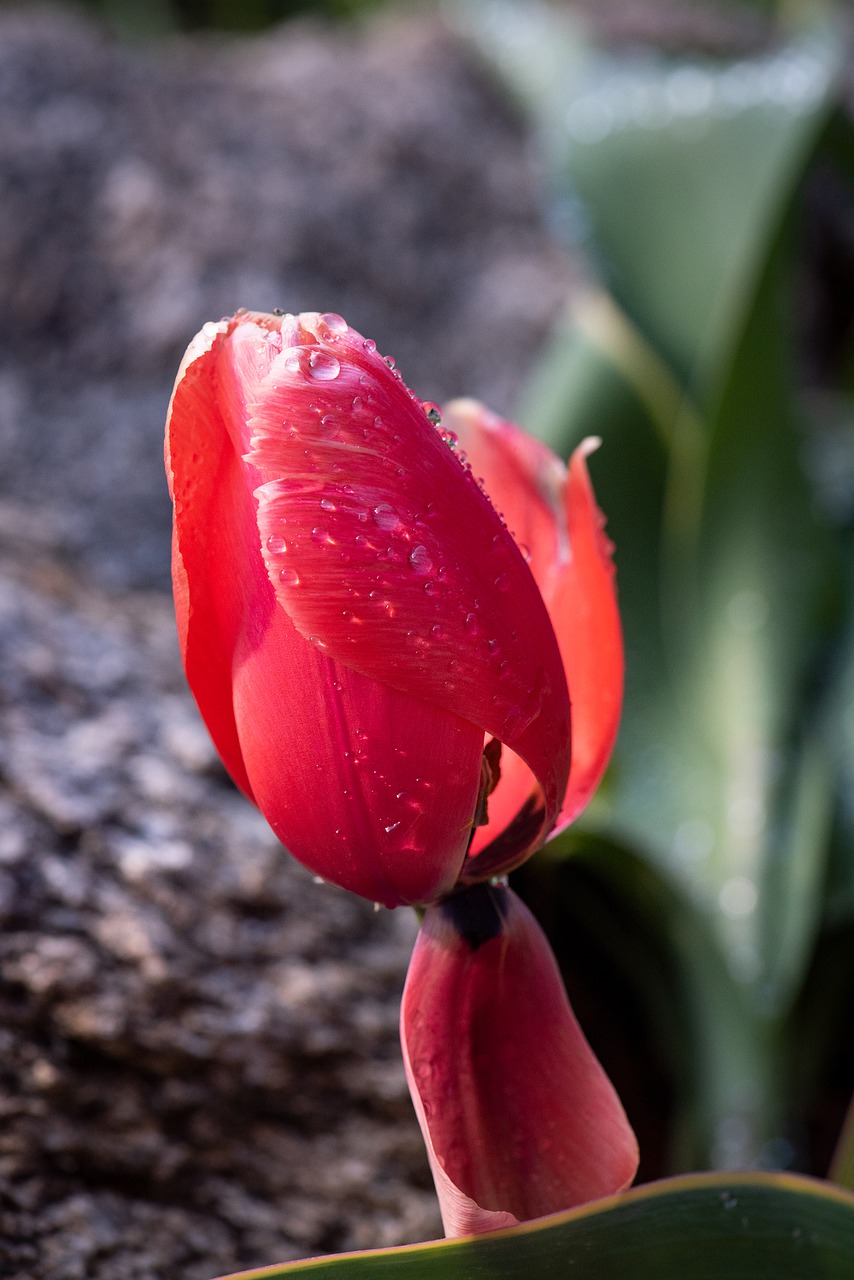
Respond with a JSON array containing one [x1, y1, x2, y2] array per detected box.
[[0, 3, 572, 591]]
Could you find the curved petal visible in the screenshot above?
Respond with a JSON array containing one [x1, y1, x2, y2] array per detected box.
[[401, 884, 638, 1236], [553, 438, 623, 829], [445, 400, 622, 847], [238, 313, 570, 867], [167, 316, 484, 906]]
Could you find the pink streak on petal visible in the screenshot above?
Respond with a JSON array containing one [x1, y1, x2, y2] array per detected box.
[[245, 315, 570, 869], [445, 401, 622, 845], [401, 885, 638, 1237]]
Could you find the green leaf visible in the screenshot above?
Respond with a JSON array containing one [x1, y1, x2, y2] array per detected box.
[[517, 831, 769, 1172], [212, 1173, 854, 1279]]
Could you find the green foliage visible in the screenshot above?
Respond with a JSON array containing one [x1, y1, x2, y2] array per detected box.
[[65, 0, 384, 38], [214, 1174, 854, 1278], [459, 0, 854, 1181]]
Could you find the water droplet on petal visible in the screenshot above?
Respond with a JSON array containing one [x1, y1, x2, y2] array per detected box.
[[266, 534, 286, 554], [279, 566, 300, 586], [319, 312, 348, 335], [423, 401, 442, 424], [383, 355, 396, 370], [464, 612, 478, 632], [283, 351, 303, 374], [373, 503, 399, 532], [494, 572, 510, 591], [320, 497, 336, 512], [308, 350, 341, 381], [408, 545, 433, 574], [363, 338, 377, 354]]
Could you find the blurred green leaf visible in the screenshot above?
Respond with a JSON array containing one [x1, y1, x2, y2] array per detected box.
[[212, 1174, 854, 1279], [462, 4, 841, 394], [518, 830, 764, 1172]]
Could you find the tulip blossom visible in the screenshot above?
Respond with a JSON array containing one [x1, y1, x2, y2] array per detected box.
[[165, 310, 621, 905], [165, 308, 636, 1237]]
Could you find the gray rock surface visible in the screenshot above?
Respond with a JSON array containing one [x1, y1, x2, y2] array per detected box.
[[0, 5, 572, 1276], [0, 3, 571, 592]]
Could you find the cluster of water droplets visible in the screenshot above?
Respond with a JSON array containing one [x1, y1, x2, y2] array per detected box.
[[258, 317, 547, 736]]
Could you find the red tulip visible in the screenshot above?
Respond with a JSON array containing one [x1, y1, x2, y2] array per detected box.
[[166, 309, 636, 1233], [165, 310, 602, 907], [401, 883, 639, 1236]]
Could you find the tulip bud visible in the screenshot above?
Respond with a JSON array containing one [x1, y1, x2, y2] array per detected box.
[[165, 311, 593, 906]]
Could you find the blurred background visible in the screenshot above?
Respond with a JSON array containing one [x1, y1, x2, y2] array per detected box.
[[2, 0, 854, 1276]]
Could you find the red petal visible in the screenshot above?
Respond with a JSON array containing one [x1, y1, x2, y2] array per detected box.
[[165, 320, 256, 800], [445, 401, 622, 848], [554, 439, 623, 828], [400, 885, 638, 1236], [167, 315, 483, 906], [241, 314, 570, 868]]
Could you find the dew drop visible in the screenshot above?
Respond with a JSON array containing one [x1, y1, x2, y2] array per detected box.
[[319, 312, 348, 335], [311, 526, 330, 544], [351, 396, 363, 413], [440, 429, 459, 450], [266, 534, 286, 554], [373, 503, 399, 531], [464, 612, 478, 633], [283, 351, 304, 375], [279, 566, 300, 586], [320, 413, 337, 433], [308, 350, 341, 381], [383, 355, 396, 370], [424, 581, 440, 596], [363, 338, 377, 354], [408, 545, 433, 574], [423, 401, 442, 425], [519, 542, 532, 563], [495, 572, 510, 591], [320, 497, 336, 512], [373, 416, 383, 429]]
